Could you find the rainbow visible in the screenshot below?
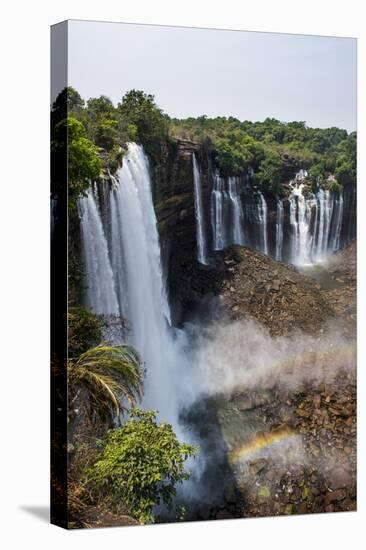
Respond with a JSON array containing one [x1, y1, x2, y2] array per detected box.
[[229, 426, 299, 464]]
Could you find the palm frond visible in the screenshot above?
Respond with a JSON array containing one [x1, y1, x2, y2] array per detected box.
[[68, 344, 143, 420]]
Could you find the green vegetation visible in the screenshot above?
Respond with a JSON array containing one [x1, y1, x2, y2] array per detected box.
[[51, 114, 102, 210], [88, 409, 196, 523], [66, 311, 195, 525], [170, 116, 356, 191], [117, 90, 169, 152], [52, 86, 356, 204], [68, 307, 104, 357]]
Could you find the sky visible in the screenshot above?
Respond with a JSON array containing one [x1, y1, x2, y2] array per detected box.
[[67, 20, 357, 131]]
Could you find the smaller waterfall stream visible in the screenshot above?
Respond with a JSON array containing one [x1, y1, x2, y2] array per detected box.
[[192, 154, 208, 264], [331, 192, 344, 251], [275, 199, 284, 261], [211, 173, 245, 251], [211, 173, 225, 250], [228, 177, 245, 245], [313, 189, 334, 261], [258, 193, 268, 255], [78, 189, 120, 315]]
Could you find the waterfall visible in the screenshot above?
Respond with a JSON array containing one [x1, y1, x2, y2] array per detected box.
[[275, 199, 284, 261], [331, 191, 344, 251], [258, 193, 268, 255], [209, 168, 352, 264], [79, 143, 195, 428], [228, 177, 245, 245], [289, 183, 315, 265], [192, 154, 208, 264], [323, 190, 333, 254], [211, 173, 245, 251], [211, 173, 226, 250], [78, 189, 119, 315], [314, 188, 334, 261], [108, 143, 180, 422]]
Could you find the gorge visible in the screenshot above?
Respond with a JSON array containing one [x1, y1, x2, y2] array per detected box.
[[55, 87, 357, 526], [76, 140, 356, 521]]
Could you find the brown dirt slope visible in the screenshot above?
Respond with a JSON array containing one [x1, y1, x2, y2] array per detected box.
[[214, 246, 335, 337]]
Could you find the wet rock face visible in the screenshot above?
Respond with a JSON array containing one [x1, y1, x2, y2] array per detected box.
[[148, 139, 213, 323], [151, 139, 211, 238]]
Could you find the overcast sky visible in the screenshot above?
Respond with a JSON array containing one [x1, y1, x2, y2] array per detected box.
[[67, 20, 356, 131]]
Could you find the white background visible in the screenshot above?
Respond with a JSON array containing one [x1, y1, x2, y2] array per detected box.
[[0, 1, 364, 548]]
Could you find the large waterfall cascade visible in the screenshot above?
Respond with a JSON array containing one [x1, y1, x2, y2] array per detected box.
[[206, 164, 354, 266], [79, 144, 186, 425]]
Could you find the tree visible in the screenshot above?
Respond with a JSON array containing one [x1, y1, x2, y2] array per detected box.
[[52, 86, 84, 123], [88, 409, 196, 523], [68, 344, 143, 424], [52, 116, 102, 209], [87, 96, 114, 118], [335, 159, 354, 186], [214, 130, 260, 175], [255, 150, 282, 190], [118, 89, 169, 147]]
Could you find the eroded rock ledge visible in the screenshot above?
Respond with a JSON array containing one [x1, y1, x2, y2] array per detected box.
[[169, 244, 336, 336]]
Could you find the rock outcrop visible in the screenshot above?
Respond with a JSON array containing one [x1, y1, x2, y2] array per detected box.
[[168, 243, 335, 336]]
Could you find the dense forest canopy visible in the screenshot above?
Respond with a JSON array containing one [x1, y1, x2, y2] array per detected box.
[[51, 87, 356, 207]]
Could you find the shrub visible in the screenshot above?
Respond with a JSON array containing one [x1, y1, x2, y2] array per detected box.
[[88, 409, 196, 523]]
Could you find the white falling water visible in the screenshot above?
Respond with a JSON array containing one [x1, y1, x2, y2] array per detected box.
[[210, 169, 348, 264], [258, 193, 268, 255], [192, 154, 208, 264], [211, 173, 225, 250], [109, 143, 181, 423], [78, 189, 120, 315], [332, 191, 344, 251], [295, 169, 308, 181], [314, 188, 333, 261], [228, 177, 245, 245], [289, 183, 315, 265], [275, 199, 284, 261], [289, 191, 298, 262], [323, 190, 334, 253], [211, 173, 246, 250], [314, 189, 325, 259]]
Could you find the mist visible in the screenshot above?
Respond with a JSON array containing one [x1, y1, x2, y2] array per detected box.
[[180, 319, 356, 405]]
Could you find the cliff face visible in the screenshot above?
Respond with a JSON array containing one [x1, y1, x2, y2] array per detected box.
[[146, 140, 356, 326], [147, 140, 212, 321], [69, 139, 356, 324]]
